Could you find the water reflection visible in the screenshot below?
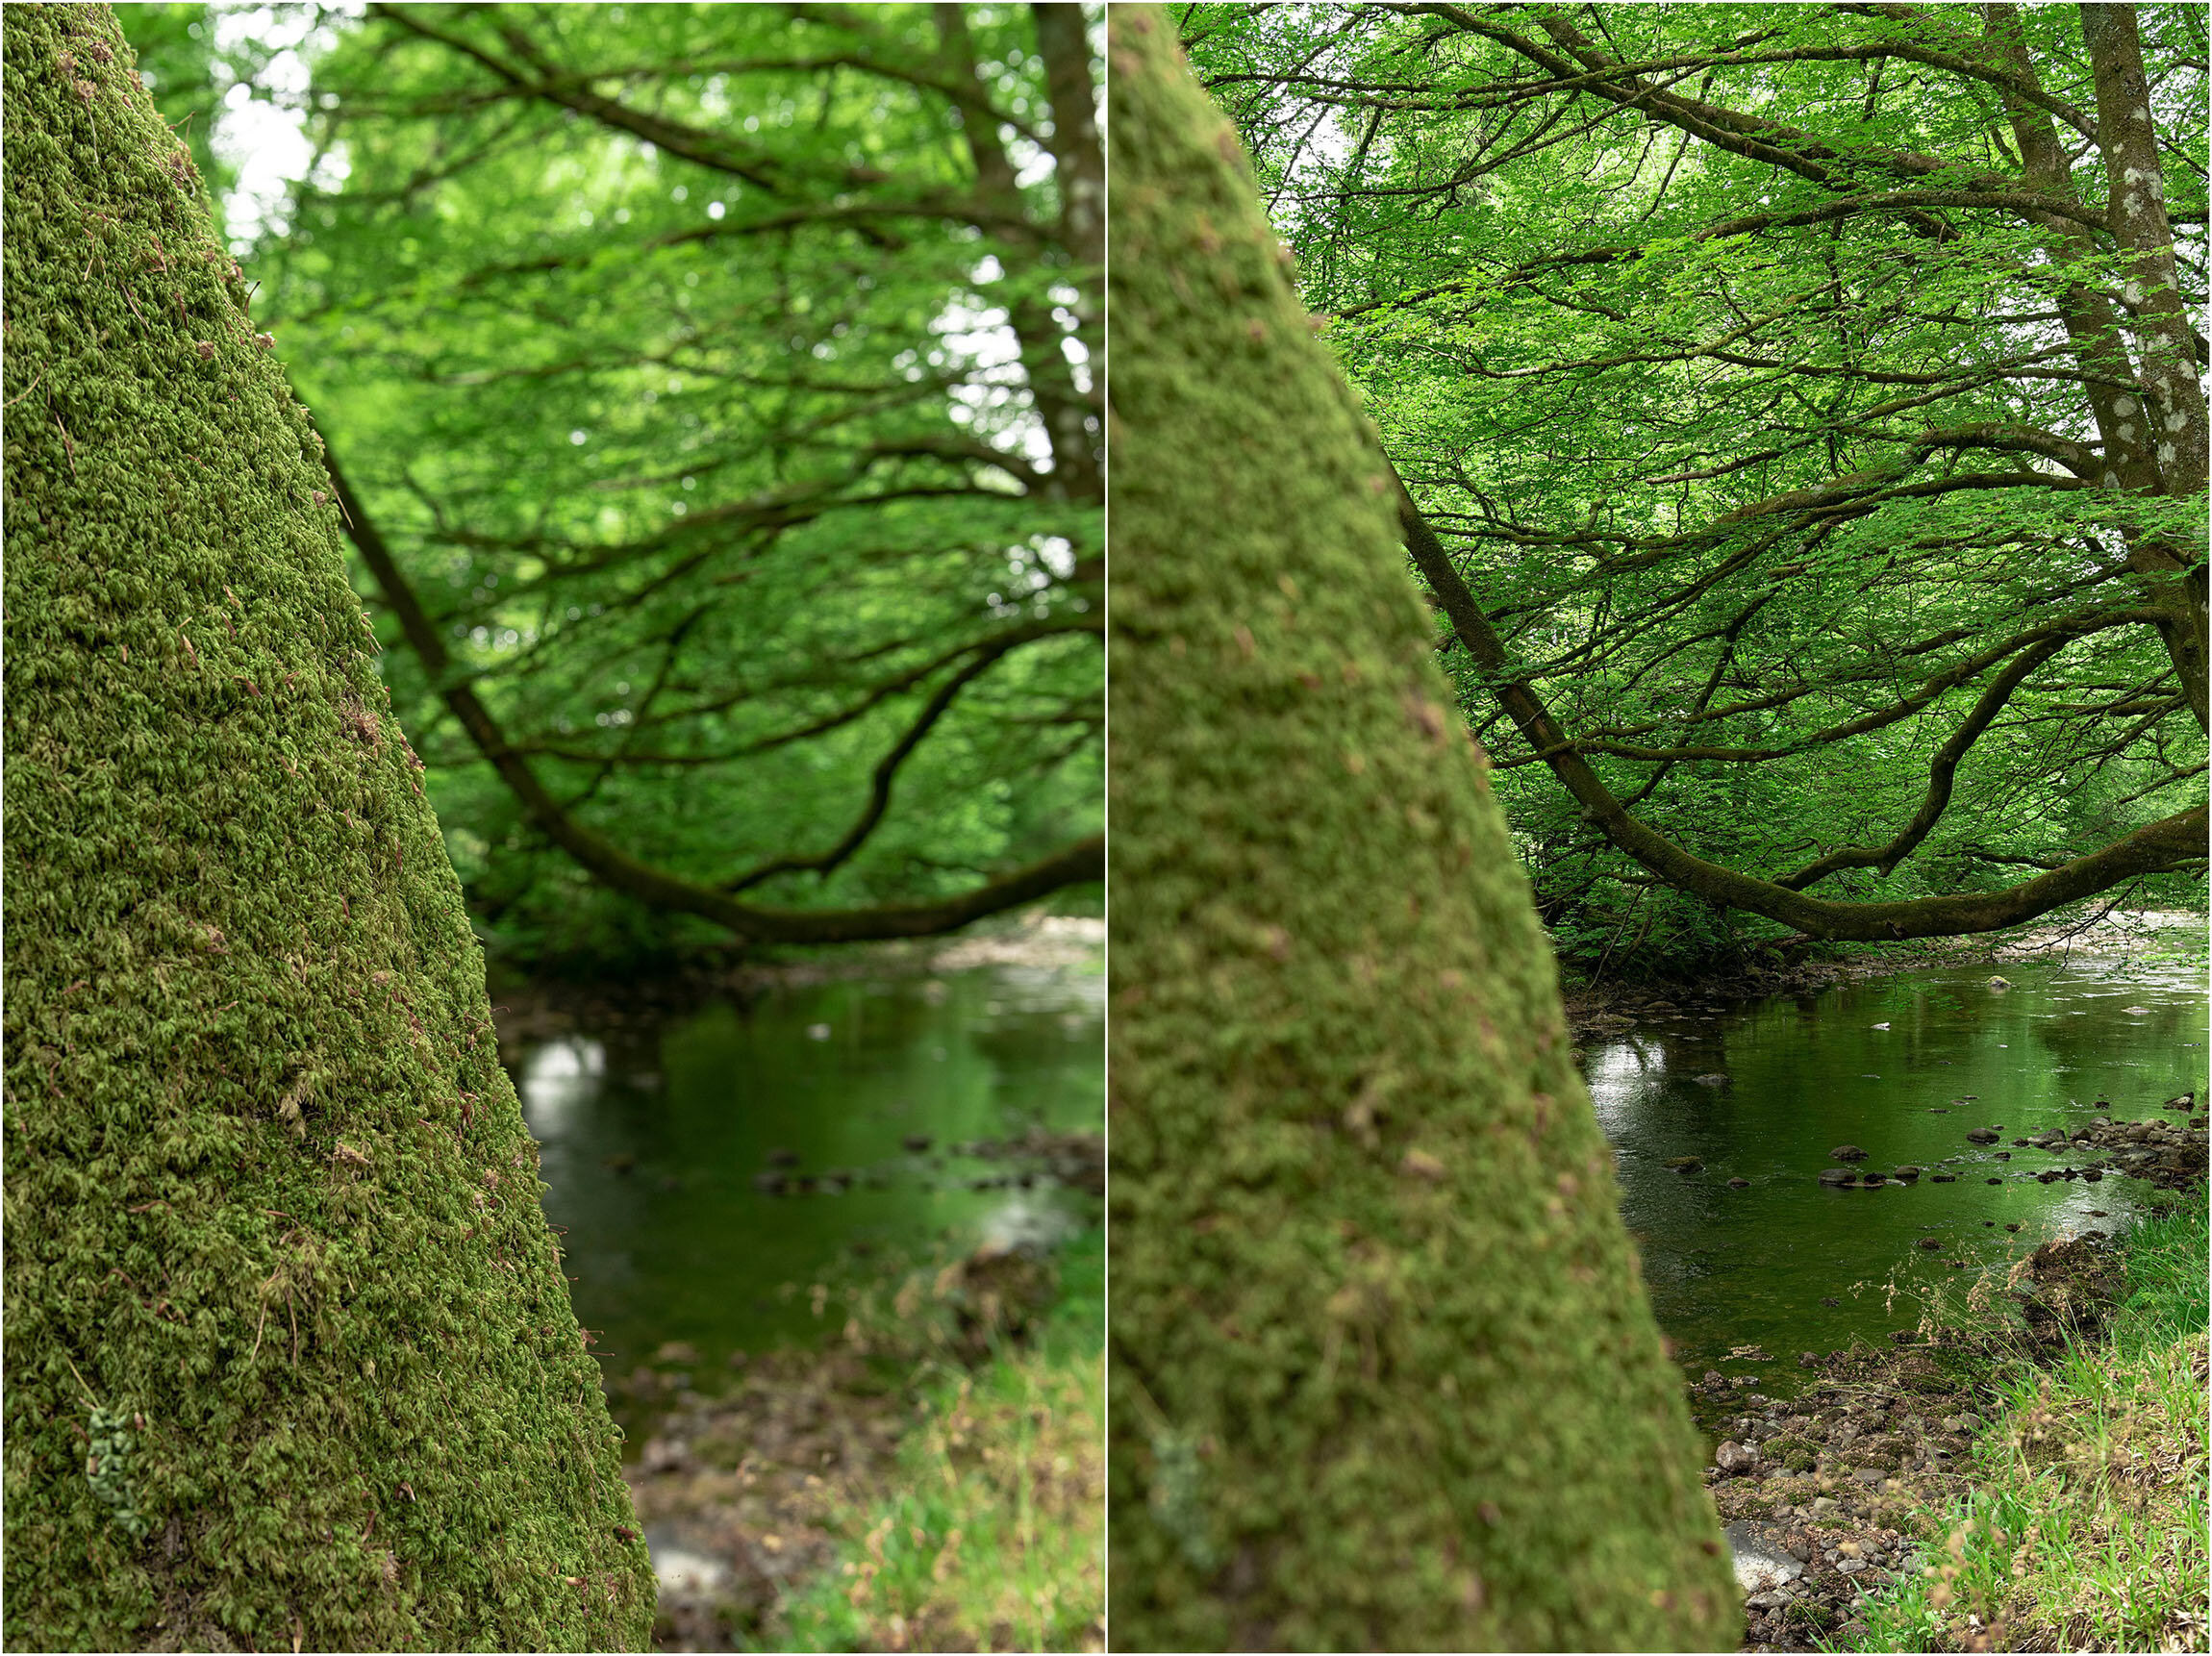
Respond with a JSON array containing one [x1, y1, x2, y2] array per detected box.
[[521, 1037, 607, 1138], [1583, 949, 2206, 1380], [517, 962, 1103, 1368]]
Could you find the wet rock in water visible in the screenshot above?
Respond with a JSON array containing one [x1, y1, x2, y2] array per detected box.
[[1830, 1144, 1869, 1162], [1915, 1237, 1942, 1251], [2165, 1091, 2198, 1112], [1987, 1177, 2002, 1185], [1982, 1219, 1996, 1227], [1861, 1171, 1888, 1187], [1693, 1073, 1731, 1088], [1820, 1296, 1842, 1307], [1892, 1165, 1922, 1181], [1798, 1351, 1820, 1367], [1966, 1128, 2001, 1144], [1929, 1172, 1956, 1183], [2037, 1169, 2060, 1184], [1666, 1156, 1704, 1172], [1818, 1168, 1856, 1187], [2011, 1138, 2031, 1147], [1994, 1151, 2011, 1161], [2082, 1167, 2103, 1183], [1987, 976, 2011, 991], [1727, 1177, 1749, 1189], [2004, 1222, 2022, 1232]]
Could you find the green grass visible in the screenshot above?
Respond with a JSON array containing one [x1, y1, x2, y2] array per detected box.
[[774, 1229, 1104, 1653], [1841, 1197, 2209, 1653]]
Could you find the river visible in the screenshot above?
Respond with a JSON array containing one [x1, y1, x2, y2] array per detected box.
[[1586, 943, 2206, 1381], [512, 947, 1104, 1375]]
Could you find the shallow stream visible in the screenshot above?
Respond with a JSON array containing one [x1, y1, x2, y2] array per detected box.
[[513, 959, 1103, 1372], [1588, 947, 2206, 1381]]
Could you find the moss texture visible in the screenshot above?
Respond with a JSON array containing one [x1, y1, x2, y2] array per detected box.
[[1103, 10, 1740, 1649], [2, 8, 653, 1648]]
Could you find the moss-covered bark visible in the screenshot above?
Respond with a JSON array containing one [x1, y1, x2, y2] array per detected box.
[[1, 8, 653, 1648], [1104, 10, 1739, 1649]]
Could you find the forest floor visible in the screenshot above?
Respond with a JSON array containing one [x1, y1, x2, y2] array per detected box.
[[1560, 909, 2204, 1043], [1688, 1096, 2207, 1654]]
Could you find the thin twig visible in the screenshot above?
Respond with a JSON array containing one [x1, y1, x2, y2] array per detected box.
[[62, 1353, 99, 1408], [47, 401, 77, 477]]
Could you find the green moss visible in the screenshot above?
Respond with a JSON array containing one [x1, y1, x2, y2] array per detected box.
[[1, 8, 652, 1647], [1768, 1437, 1818, 1474], [1103, 9, 1738, 1649]]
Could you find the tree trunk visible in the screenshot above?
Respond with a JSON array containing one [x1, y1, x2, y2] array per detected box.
[[1, 8, 652, 1648], [1105, 10, 1737, 1650]]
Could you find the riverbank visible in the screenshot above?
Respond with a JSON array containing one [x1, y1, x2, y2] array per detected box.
[[1561, 909, 2203, 1043], [1694, 1144, 2206, 1653], [623, 1228, 1104, 1653], [488, 912, 1106, 1069]]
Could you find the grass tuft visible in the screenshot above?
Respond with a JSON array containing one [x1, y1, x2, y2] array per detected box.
[[1841, 1197, 2209, 1654], [775, 1230, 1104, 1653]]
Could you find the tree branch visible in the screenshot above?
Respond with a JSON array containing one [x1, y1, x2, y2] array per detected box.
[[328, 444, 1099, 941]]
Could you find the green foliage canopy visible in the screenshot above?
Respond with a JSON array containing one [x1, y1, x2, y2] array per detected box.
[[129, 2, 1104, 966], [1186, 2, 2207, 970]]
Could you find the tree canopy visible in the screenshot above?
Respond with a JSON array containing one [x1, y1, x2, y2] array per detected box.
[[126, 2, 1103, 966], [1185, 1, 2207, 970]]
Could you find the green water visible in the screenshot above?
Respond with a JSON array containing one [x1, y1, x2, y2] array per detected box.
[[519, 962, 1102, 1371], [1589, 951, 2207, 1381]]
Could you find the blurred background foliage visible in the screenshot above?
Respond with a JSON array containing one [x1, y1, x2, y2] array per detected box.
[[120, 2, 1103, 974]]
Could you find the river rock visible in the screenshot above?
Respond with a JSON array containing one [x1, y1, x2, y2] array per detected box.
[[1830, 1144, 1869, 1162], [1723, 1520, 1804, 1592], [1915, 1237, 1942, 1250], [1818, 1168, 1855, 1186], [1988, 976, 2011, 990], [1966, 1128, 2000, 1143], [1714, 1440, 1758, 1474], [1892, 1166, 1922, 1181], [1666, 1156, 1703, 1172], [1693, 1073, 1731, 1088], [1929, 1172, 1955, 1182], [1861, 1171, 1887, 1187], [1727, 1177, 1749, 1188]]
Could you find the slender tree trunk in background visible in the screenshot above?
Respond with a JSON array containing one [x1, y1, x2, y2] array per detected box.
[[2, 8, 651, 1648], [1106, 10, 1736, 1650]]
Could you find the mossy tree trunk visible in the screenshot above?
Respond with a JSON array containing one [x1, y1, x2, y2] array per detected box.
[[1105, 10, 1738, 1649], [2, 8, 652, 1648]]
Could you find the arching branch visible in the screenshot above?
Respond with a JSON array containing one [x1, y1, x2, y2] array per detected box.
[[1394, 471, 2205, 941], [329, 446, 1099, 942]]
